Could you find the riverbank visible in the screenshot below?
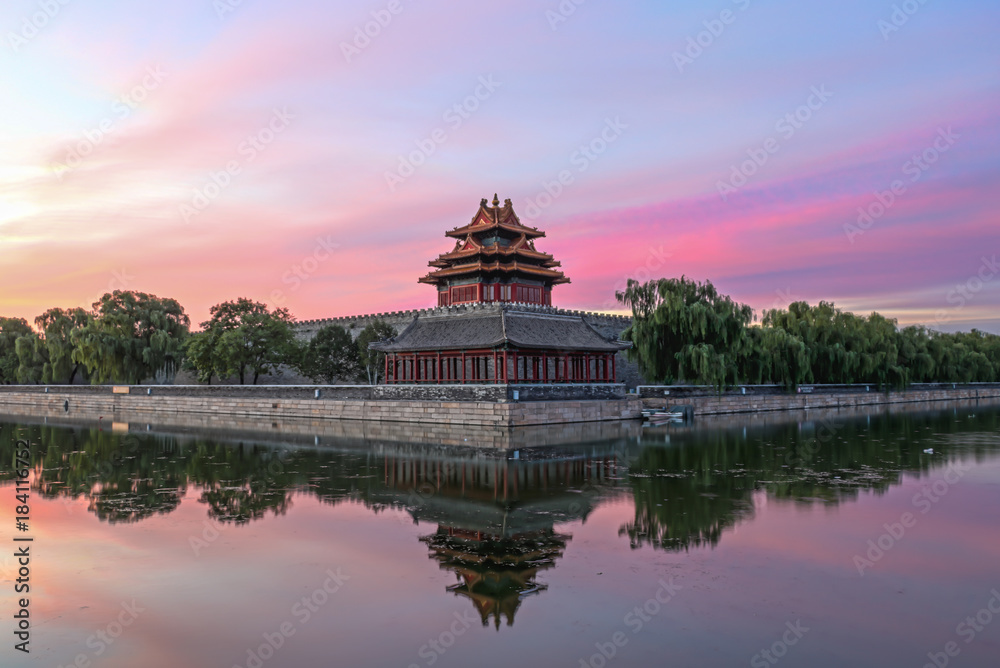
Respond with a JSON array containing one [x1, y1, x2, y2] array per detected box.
[[638, 382, 1000, 415], [2, 383, 997, 428], [0, 384, 641, 427]]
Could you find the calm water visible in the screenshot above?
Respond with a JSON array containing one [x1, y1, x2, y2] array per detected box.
[[2, 402, 1000, 668]]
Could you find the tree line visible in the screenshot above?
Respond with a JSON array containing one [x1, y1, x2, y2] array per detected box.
[[0, 291, 395, 385], [617, 276, 1000, 390]]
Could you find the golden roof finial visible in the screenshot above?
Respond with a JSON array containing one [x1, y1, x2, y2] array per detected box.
[[492, 193, 500, 207]]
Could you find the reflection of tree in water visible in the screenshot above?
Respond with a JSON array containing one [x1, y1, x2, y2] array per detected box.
[[0, 424, 188, 524], [621, 428, 757, 551], [621, 407, 1000, 551], [190, 445, 297, 524], [1, 406, 999, 547]]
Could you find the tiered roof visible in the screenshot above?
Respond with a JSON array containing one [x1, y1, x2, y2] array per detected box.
[[369, 305, 631, 353], [419, 194, 570, 287]]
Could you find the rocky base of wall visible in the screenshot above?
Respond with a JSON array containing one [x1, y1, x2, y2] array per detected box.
[[643, 387, 1000, 416], [0, 391, 643, 427]]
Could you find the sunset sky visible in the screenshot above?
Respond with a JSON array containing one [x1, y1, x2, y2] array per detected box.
[[1, 0, 998, 331]]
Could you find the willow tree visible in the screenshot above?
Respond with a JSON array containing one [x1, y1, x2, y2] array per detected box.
[[742, 326, 809, 389], [616, 277, 754, 389], [19, 307, 93, 384], [15, 334, 45, 384], [763, 301, 907, 387], [0, 317, 33, 384], [72, 291, 190, 384]]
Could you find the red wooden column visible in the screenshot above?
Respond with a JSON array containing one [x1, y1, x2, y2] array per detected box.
[[611, 354, 616, 382], [542, 354, 548, 383], [492, 349, 498, 383], [461, 351, 466, 384]]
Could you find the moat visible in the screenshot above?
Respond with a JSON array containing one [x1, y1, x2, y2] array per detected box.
[[2, 400, 999, 667]]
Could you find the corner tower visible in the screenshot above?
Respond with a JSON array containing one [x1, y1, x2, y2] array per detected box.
[[419, 194, 570, 307]]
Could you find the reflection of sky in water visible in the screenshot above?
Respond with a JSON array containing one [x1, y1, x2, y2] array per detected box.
[[1, 404, 999, 667]]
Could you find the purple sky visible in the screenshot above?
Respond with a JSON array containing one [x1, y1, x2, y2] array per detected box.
[[1, 0, 997, 330]]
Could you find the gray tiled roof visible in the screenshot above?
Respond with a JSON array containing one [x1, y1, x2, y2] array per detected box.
[[370, 305, 630, 353]]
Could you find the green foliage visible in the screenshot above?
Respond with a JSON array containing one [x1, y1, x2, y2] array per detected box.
[[762, 302, 907, 387], [0, 317, 34, 384], [71, 291, 190, 384], [182, 330, 218, 384], [356, 320, 396, 384], [187, 298, 298, 385], [298, 324, 362, 384], [619, 278, 1000, 389], [15, 334, 45, 384], [33, 308, 91, 384], [616, 277, 754, 390]]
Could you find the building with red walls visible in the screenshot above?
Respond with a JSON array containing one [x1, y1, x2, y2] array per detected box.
[[371, 196, 630, 384]]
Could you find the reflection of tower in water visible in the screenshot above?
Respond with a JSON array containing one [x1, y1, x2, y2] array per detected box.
[[380, 446, 625, 628], [423, 527, 570, 629]]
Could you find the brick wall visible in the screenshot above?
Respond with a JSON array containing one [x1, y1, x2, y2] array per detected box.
[[0, 390, 643, 427], [654, 387, 1000, 416]]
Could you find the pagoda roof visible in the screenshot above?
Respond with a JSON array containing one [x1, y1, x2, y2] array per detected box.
[[419, 260, 570, 285], [369, 305, 631, 353], [429, 238, 562, 268], [445, 195, 545, 240]]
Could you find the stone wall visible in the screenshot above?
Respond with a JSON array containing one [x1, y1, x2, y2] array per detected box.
[[0, 388, 642, 427], [0, 383, 625, 402], [174, 302, 641, 386], [640, 385, 1000, 416], [295, 302, 643, 387]]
